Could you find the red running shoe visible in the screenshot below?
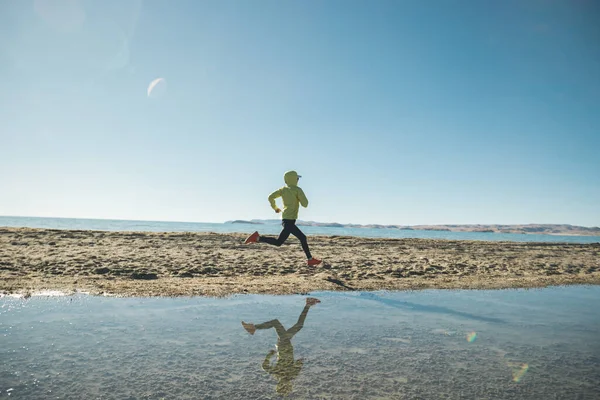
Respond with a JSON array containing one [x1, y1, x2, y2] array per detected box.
[[244, 231, 259, 244], [241, 322, 256, 335], [307, 258, 322, 266], [306, 297, 321, 306]]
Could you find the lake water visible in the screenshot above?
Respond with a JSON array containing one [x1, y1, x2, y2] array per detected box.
[[1, 286, 599, 399], [2, 216, 600, 244]]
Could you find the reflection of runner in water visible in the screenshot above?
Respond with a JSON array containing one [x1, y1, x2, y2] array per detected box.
[[242, 298, 320, 396]]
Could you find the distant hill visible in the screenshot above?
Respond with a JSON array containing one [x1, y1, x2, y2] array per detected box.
[[226, 220, 263, 225], [405, 224, 600, 236], [224, 220, 600, 236]]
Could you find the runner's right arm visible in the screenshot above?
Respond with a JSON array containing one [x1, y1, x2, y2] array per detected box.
[[262, 350, 276, 372]]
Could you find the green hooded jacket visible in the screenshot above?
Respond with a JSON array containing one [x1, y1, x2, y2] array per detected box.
[[268, 171, 309, 220]]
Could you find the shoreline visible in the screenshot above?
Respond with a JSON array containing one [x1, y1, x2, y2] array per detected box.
[[3, 217, 600, 240], [1, 228, 599, 297]]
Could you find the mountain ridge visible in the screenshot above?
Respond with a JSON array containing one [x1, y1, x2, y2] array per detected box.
[[224, 220, 600, 236]]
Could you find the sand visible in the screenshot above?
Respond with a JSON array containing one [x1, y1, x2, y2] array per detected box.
[[1, 227, 598, 297]]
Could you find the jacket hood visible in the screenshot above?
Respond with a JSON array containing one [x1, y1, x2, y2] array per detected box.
[[284, 170, 300, 187]]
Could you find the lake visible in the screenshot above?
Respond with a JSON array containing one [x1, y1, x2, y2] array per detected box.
[[2, 216, 599, 244]]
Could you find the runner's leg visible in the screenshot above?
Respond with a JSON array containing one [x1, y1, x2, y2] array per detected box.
[[286, 304, 311, 338], [255, 319, 287, 338], [288, 222, 313, 259], [259, 220, 292, 246]]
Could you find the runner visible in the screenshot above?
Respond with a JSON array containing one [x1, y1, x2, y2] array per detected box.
[[244, 170, 322, 266]]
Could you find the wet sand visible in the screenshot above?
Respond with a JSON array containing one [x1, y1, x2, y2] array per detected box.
[[1, 228, 598, 297]]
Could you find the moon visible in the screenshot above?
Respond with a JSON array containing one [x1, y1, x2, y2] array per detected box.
[[147, 78, 166, 97]]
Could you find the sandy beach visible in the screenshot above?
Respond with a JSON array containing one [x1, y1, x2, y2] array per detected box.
[[1, 227, 598, 297]]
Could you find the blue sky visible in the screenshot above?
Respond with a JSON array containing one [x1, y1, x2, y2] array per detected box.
[[1, 0, 599, 226]]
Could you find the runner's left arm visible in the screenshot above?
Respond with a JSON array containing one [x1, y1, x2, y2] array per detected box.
[[268, 189, 282, 211], [297, 188, 309, 208]]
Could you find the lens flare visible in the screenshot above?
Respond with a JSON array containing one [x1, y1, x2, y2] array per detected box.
[[512, 363, 529, 382], [34, 0, 86, 33], [466, 331, 477, 342]]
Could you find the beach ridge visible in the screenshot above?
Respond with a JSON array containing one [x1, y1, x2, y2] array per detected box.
[[1, 228, 598, 297]]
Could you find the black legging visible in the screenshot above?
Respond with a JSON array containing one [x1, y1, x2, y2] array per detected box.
[[254, 304, 310, 341], [259, 219, 312, 259]]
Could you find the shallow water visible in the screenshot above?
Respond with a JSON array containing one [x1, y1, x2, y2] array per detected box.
[[1, 287, 599, 399], [2, 216, 600, 243]]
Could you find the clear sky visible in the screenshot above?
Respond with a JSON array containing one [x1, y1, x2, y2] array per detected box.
[[1, 0, 599, 226]]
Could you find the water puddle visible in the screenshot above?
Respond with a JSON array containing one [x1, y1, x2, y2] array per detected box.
[[1, 286, 599, 399]]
